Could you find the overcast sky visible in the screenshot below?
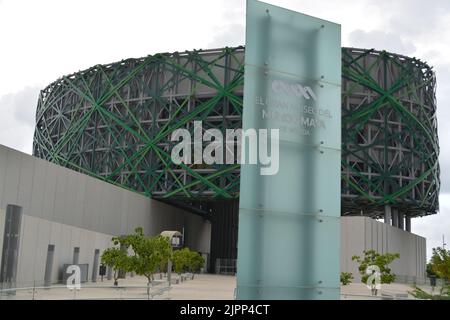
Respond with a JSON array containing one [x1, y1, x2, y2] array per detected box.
[[0, 0, 449, 259]]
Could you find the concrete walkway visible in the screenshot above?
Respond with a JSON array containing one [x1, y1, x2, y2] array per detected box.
[[0, 274, 434, 300], [169, 274, 236, 300], [0, 274, 235, 300], [341, 282, 432, 300]]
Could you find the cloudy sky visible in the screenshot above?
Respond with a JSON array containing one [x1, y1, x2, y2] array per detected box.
[[0, 0, 449, 258]]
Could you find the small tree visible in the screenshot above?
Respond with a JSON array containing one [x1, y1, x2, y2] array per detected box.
[[429, 247, 450, 282], [122, 228, 173, 296], [173, 248, 190, 279], [412, 247, 450, 299], [172, 248, 205, 280], [426, 263, 438, 278], [352, 250, 400, 295], [101, 246, 131, 286], [340, 272, 353, 286], [187, 250, 205, 279]]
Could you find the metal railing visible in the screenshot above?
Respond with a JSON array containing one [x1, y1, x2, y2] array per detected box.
[[0, 280, 172, 300], [394, 275, 447, 288], [215, 258, 236, 275], [340, 292, 417, 300]]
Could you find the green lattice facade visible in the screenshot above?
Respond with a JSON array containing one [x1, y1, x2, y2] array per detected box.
[[342, 48, 439, 218], [33, 47, 439, 218]]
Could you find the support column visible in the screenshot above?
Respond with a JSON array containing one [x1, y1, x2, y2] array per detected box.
[[398, 211, 404, 230], [384, 205, 392, 224], [405, 216, 411, 232], [391, 209, 398, 228]]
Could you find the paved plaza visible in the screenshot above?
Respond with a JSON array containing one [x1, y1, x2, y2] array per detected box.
[[0, 273, 437, 300]]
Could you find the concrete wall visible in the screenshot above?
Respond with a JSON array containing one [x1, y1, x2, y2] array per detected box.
[[0, 209, 112, 286], [0, 145, 147, 236], [0, 144, 211, 286], [341, 216, 426, 282]]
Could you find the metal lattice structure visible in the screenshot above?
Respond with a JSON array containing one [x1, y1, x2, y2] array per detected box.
[[33, 47, 245, 200], [33, 47, 439, 218], [341, 48, 439, 218]]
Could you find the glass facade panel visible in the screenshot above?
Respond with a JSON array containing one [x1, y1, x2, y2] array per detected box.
[[237, 0, 341, 300]]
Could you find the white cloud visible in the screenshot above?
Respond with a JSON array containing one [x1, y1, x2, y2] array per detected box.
[[0, 0, 228, 96], [0, 86, 40, 154], [367, 0, 450, 38], [348, 30, 416, 55], [208, 24, 245, 48], [414, 193, 450, 260]]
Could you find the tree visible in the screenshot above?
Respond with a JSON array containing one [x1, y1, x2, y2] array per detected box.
[[101, 246, 132, 286], [172, 248, 205, 280], [186, 250, 205, 279], [411, 247, 450, 299], [121, 228, 173, 296], [352, 250, 400, 295], [173, 248, 190, 279], [429, 247, 450, 282], [102, 228, 173, 296], [340, 272, 353, 286], [426, 263, 437, 278]]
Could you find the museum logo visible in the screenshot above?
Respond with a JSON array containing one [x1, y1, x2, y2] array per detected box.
[[271, 79, 317, 101]]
